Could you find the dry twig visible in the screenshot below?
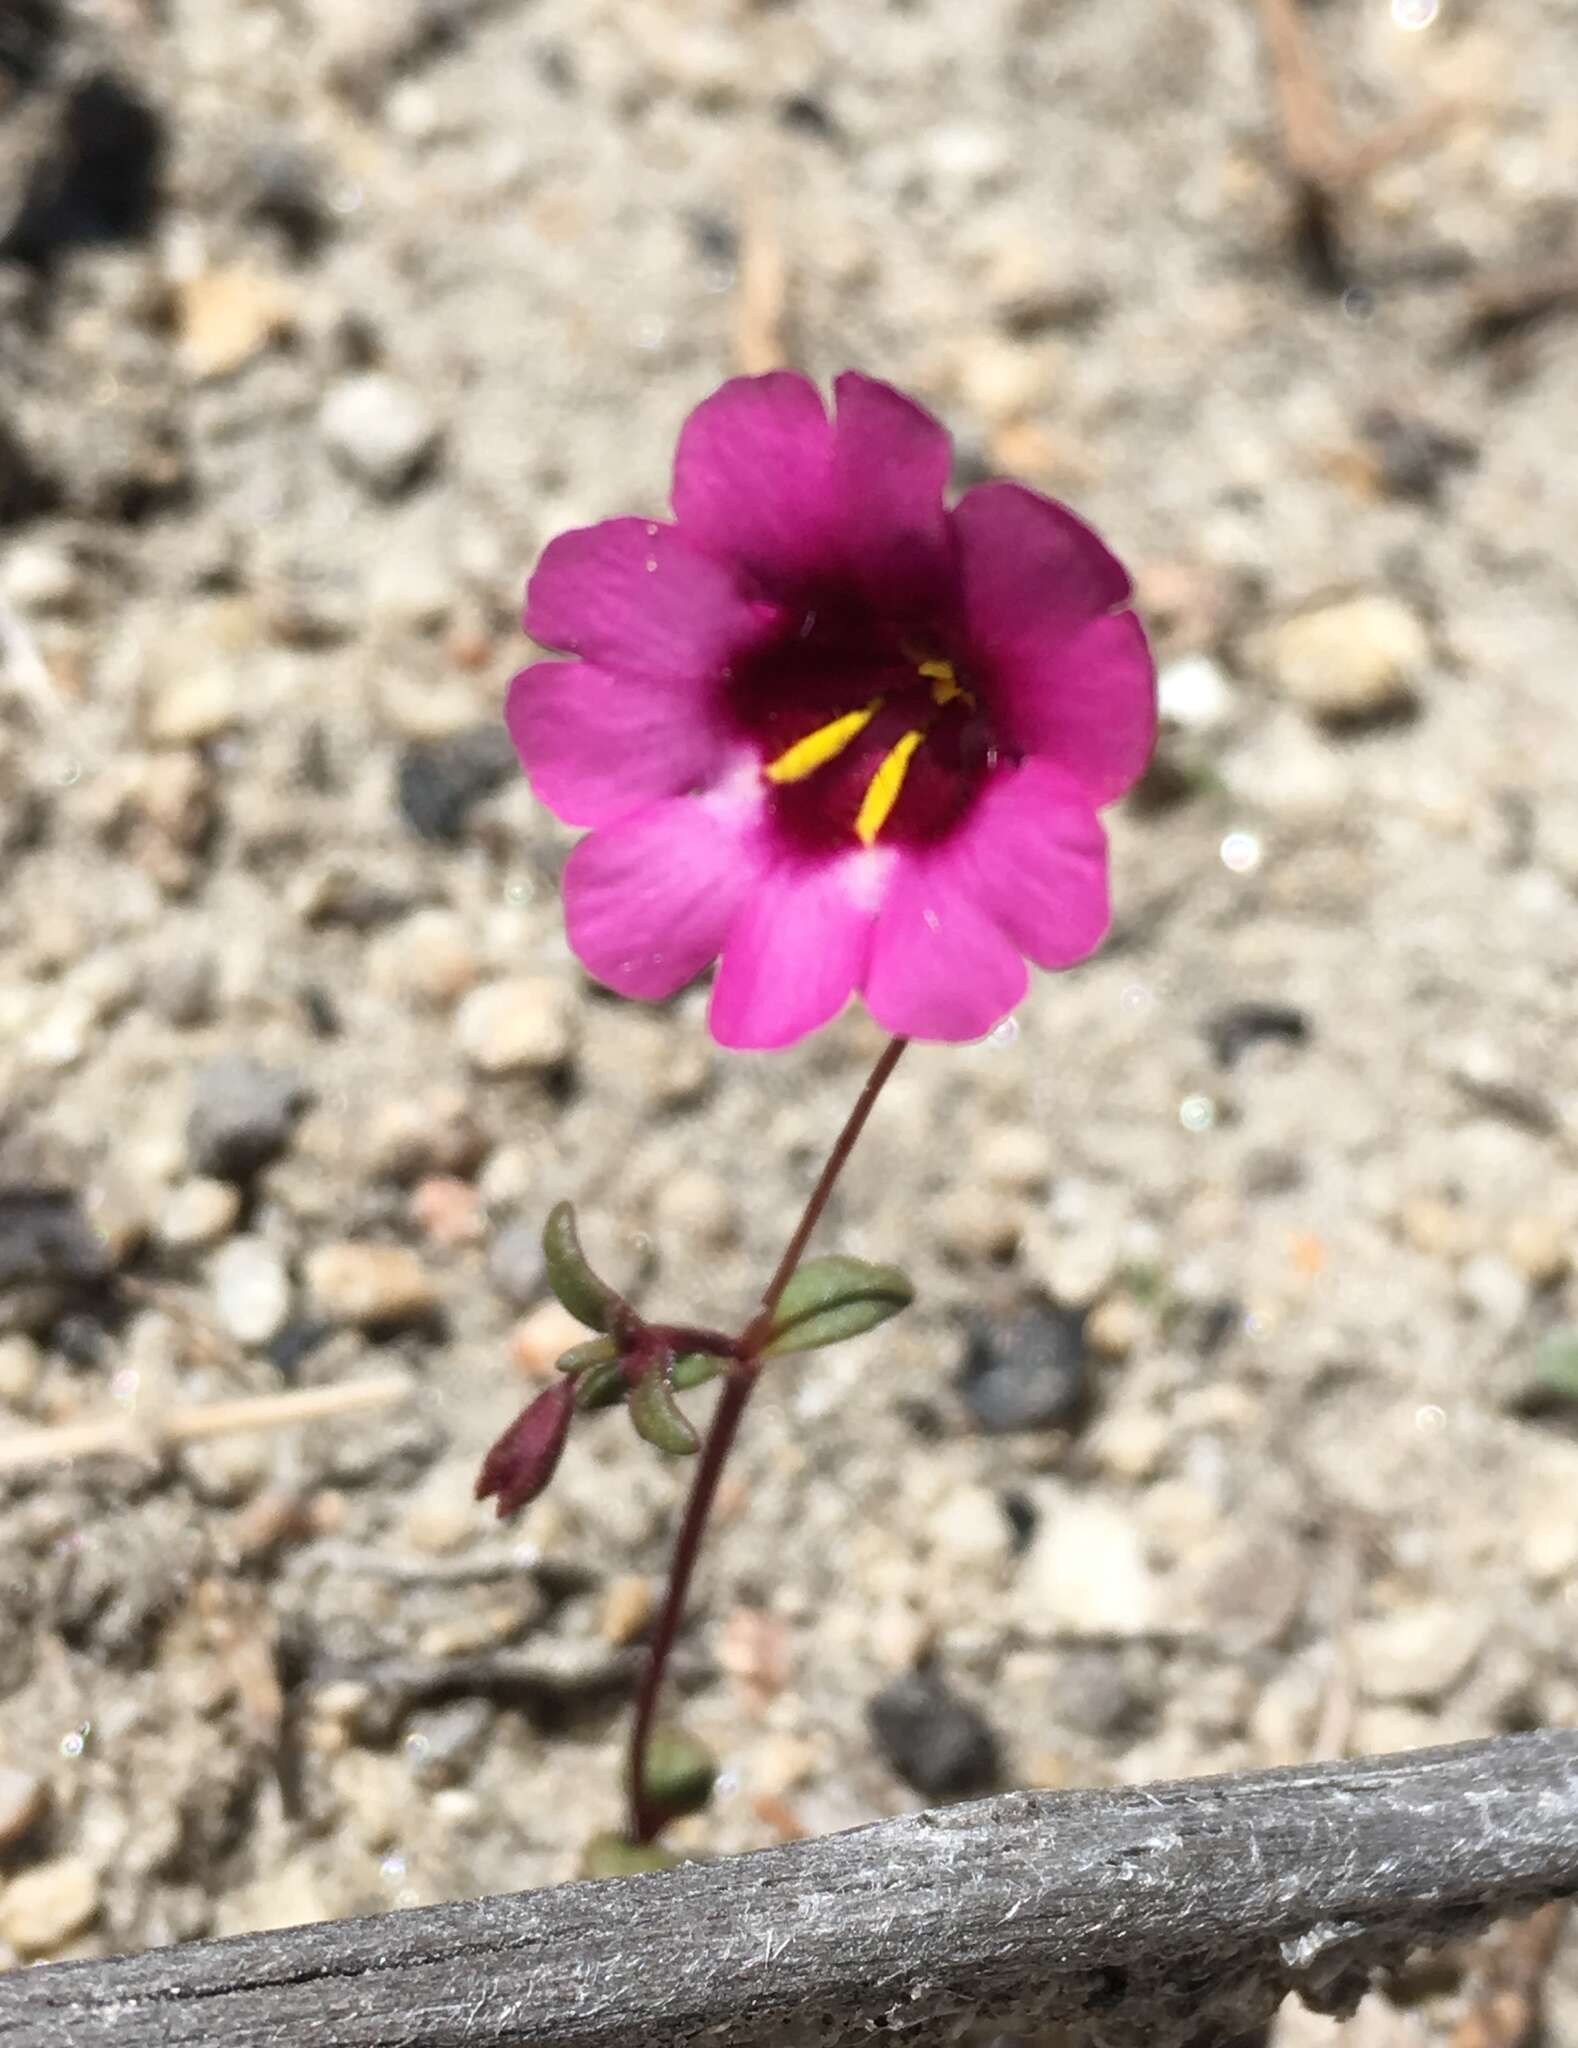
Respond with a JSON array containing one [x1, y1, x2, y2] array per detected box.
[[1253, 0, 1457, 289], [2, 1734, 1576, 2048], [0, 1374, 412, 1473]]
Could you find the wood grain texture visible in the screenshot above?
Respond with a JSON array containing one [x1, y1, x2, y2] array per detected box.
[[4, 1734, 1576, 2048]]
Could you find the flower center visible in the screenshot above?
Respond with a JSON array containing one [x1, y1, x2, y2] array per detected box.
[[763, 662, 972, 847], [732, 616, 997, 855]]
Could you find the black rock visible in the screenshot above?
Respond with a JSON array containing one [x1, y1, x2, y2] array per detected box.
[[1203, 1001, 1311, 1070], [396, 726, 518, 844], [0, 0, 61, 98], [0, 418, 57, 528], [0, 1186, 111, 1292], [867, 1667, 1000, 1799], [2, 71, 165, 266], [187, 1057, 310, 1181], [267, 1317, 333, 1380], [957, 1300, 1090, 1435]]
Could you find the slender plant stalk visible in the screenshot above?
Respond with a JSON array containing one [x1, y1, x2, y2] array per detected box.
[[627, 1034, 909, 1843]]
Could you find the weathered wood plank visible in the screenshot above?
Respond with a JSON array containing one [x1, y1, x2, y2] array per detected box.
[[3, 1734, 1576, 2048]]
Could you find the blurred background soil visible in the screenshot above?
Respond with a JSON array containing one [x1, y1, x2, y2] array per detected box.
[[2, 0, 1577, 2037]]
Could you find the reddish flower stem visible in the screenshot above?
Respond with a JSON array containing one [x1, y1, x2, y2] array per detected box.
[[626, 1034, 909, 1844]]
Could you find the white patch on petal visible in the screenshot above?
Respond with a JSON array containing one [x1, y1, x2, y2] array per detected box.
[[838, 845, 897, 914]]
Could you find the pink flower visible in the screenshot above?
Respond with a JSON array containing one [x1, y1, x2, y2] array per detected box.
[[507, 371, 1154, 1050]]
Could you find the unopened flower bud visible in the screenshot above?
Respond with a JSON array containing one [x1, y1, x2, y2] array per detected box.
[[475, 1377, 577, 1517]]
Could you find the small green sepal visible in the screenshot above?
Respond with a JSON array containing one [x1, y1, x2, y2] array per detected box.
[[573, 1358, 627, 1411], [628, 1369, 700, 1455], [761, 1254, 915, 1357], [580, 1832, 684, 1879], [555, 1335, 620, 1376], [670, 1351, 726, 1391], [1533, 1329, 1578, 1403], [638, 1726, 717, 1821], [542, 1201, 621, 1332]]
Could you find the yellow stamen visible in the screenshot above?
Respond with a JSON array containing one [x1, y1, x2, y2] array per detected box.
[[764, 702, 880, 785], [855, 728, 926, 846], [917, 657, 970, 709]]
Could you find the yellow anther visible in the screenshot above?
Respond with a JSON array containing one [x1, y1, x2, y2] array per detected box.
[[854, 728, 926, 847], [917, 657, 969, 708], [764, 702, 880, 785]]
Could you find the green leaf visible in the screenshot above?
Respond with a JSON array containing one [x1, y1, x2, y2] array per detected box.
[[628, 1369, 700, 1455], [1533, 1330, 1578, 1402], [760, 1254, 915, 1357], [574, 1359, 627, 1411], [555, 1335, 619, 1376], [638, 1726, 717, 1821], [542, 1201, 620, 1332], [579, 1832, 684, 1879], [670, 1351, 725, 1392]]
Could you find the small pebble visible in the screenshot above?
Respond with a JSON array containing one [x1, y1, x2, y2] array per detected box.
[[405, 1700, 495, 1789], [409, 1176, 484, 1249], [974, 1126, 1052, 1193], [158, 1177, 242, 1252], [1503, 1214, 1570, 1289], [1457, 1252, 1530, 1333], [211, 1235, 292, 1346], [0, 1856, 100, 1958], [1017, 1497, 1160, 1638], [180, 1429, 270, 1507], [369, 908, 482, 1009], [1053, 1648, 1155, 1741], [0, 1768, 48, 1852], [188, 1058, 309, 1181], [142, 668, 241, 747], [0, 541, 81, 614], [1157, 653, 1236, 733], [396, 728, 517, 843], [487, 1220, 544, 1310], [600, 1574, 655, 1646], [305, 1243, 439, 1329], [510, 1298, 592, 1377], [931, 1484, 1014, 1571], [1085, 1294, 1144, 1360], [0, 1334, 43, 1405], [457, 977, 573, 1077], [867, 1667, 1000, 1798], [1352, 1601, 1489, 1704], [1259, 592, 1429, 726], [320, 373, 440, 497], [365, 1090, 488, 1185], [956, 1301, 1090, 1435]]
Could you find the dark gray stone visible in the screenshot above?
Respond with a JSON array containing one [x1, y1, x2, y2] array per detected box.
[[867, 1666, 1000, 1799], [187, 1057, 309, 1181], [957, 1301, 1090, 1435]]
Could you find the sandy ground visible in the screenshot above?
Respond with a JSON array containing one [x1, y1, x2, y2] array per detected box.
[[2, 0, 1577, 2036]]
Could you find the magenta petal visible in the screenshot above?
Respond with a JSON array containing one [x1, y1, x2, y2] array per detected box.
[[831, 371, 954, 613], [564, 798, 758, 1001], [709, 858, 875, 1050], [526, 518, 768, 685], [507, 661, 730, 829], [671, 372, 838, 597], [953, 479, 1133, 626], [981, 608, 1156, 806], [949, 759, 1111, 969], [863, 857, 1029, 1042]]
